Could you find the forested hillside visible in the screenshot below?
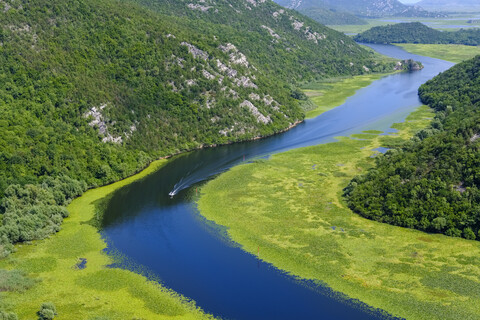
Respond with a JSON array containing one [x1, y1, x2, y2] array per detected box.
[[355, 22, 480, 46], [345, 55, 480, 240], [133, 0, 386, 80], [274, 0, 444, 18], [0, 0, 399, 256]]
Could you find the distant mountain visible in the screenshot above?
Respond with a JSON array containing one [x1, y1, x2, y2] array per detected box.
[[298, 7, 367, 25], [416, 0, 480, 12], [354, 22, 480, 45], [274, 0, 446, 17]]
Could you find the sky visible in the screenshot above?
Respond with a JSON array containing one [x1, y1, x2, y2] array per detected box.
[[398, 0, 420, 3]]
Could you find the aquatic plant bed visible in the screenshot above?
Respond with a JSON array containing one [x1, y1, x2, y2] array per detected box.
[[198, 106, 480, 320], [395, 44, 480, 63]]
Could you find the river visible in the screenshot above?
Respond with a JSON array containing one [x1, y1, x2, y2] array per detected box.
[[101, 44, 454, 319]]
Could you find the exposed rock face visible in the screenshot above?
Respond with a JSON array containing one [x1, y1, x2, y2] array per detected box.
[[187, 3, 212, 11], [84, 104, 124, 144], [292, 20, 304, 31], [261, 25, 281, 39], [217, 59, 238, 78], [235, 76, 258, 89], [202, 69, 215, 80], [272, 9, 284, 17], [181, 42, 209, 60], [245, 0, 267, 7], [240, 100, 271, 124], [84, 104, 108, 135]]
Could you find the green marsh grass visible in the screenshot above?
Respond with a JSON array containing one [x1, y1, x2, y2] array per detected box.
[[0, 159, 213, 320], [198, 106, 480, 320], [395, 44, 480, 63]]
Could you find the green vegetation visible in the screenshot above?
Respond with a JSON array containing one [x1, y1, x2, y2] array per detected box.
[[0, 159, 214, 319], [0, 0, 402, 256], [0, 269, 36, 292], [0, 312, 17, 320], [298, 7, 367, 25], [345, 56, 480, 241], [198, 106, 480, 320], [37, 303, 56, 320], [134, 0, 393, 81], [355, 22, 480, 45], [302, 74, 386, 118], [395, 44, 480, 63]]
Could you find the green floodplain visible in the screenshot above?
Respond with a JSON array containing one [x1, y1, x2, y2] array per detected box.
[[0, 159, 213, 320], [395, 44, 480, 64]]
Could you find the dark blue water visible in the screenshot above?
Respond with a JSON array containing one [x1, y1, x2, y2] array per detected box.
[[101, 45, 454, 320]]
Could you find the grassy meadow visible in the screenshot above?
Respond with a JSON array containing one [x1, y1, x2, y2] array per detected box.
[[395, 44, 480, 63], [302, 74, 387, 119], [0, 159, 213, 320], [198, 106, 480, 320]]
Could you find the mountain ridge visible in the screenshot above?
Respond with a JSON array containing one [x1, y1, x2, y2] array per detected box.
[[416, 0, 480, 12], [274, 0, 446, 17]]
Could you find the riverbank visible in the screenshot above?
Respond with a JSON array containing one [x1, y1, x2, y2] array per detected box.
[[197, 105, 480, 320], [302, 73, 388, 119], [0, 159, 213, 319], [394, 44, 480, 63]]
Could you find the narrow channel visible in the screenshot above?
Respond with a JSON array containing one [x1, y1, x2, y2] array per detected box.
[[101, 45, 453, 320]]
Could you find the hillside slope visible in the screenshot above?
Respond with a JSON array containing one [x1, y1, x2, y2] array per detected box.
[[0, 0, 398, 255], [133, 0, 388, 81], [274, 0, 444, 17], [345, 56, 480, 240]]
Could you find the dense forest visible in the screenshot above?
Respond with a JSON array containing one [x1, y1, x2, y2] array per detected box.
[[345, 55, 480, 240], [355, 22, 480, 46], [0, 0, 401, 256]]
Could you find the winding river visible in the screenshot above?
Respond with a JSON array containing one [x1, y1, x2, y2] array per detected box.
[[101, 45, 453, 319]]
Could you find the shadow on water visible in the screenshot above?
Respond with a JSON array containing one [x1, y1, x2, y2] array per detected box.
[[101, 44, 454, 320]]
